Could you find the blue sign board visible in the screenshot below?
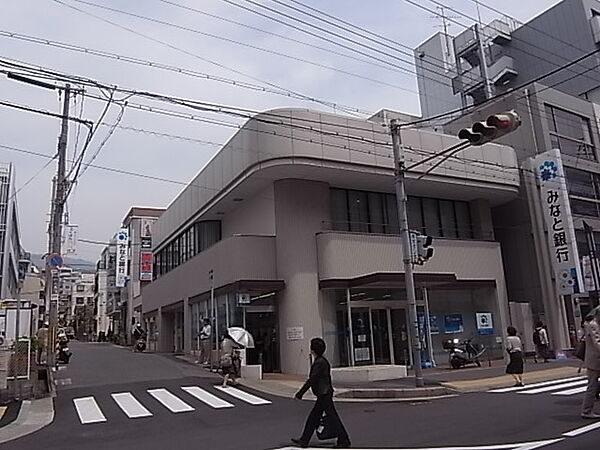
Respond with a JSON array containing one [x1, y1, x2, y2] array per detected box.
[[444, 314, 464, 334]]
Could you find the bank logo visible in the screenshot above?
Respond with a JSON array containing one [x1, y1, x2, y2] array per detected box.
[[539, 160, 559, 181]]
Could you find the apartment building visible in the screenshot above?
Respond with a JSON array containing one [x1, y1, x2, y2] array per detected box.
[[140, 107, 520, 375], [0, 162, 22, 301]]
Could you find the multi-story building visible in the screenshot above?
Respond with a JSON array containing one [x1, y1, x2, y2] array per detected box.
[[97, 239, 120, 340], [140, 107, 520, 375], [94, 265, 109, 340], [120, 207, 164, 344], [414, 0, 600, 117], [0, 162, 22, 301], [20, 262, 45, 328], [414, 0, 600, 351], [71, 273, 95, 340]]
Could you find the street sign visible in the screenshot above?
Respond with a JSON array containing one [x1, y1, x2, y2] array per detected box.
[[47, 253, 63, 268], [409, 230, 419, 263], [236, 293, 251, 306]]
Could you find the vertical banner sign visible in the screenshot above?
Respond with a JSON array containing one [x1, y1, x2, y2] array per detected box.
[[116, 228, 129, 287], [535, 149, 584, 295], [141, 218, 154, 249], [140, 252, 153, 281], [64, 224, 78, 254]]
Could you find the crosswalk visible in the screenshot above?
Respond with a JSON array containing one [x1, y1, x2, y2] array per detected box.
[[488, 376, 589, 396], [72, 385, 271, 425]]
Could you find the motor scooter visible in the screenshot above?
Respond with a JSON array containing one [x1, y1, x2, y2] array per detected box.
[[134, 336, 147, 352], [443, 338, 486, 369], [57, 337, 72, 364]]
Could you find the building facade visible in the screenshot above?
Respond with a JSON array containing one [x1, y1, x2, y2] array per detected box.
[[0, 162, 22, 301], [140, 108, 520, 374], [414, 0, 600, 117]]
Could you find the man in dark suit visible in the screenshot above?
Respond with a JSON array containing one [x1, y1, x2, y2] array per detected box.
[[292, 338, 351, 448]]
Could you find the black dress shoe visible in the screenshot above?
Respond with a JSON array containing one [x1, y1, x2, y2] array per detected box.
[[290, 438, 308, 448], [334, 441, 351, 448]]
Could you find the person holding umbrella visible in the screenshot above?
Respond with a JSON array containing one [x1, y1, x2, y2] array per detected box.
[[220, 327, 255, 387]]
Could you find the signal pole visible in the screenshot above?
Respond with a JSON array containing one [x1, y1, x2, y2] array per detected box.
[[46, 85, 71, 368], [390, 119, 424, 388]]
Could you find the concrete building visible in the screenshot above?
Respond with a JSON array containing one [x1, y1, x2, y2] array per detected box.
[[140, 108, 520, 375], [94, 263, 109, 340], [0, 162, 22, 301], [70, 273, 95, 340], [414, 0, 600, 117], [120, 207, 164, 344], [97, 239, 120, 340]]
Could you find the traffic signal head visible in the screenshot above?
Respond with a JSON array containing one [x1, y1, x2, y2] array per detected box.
[[458, 110, 521, 146], [415, 234, 434, 265]]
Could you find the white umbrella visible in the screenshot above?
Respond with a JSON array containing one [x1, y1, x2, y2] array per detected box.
[[227, 327, 255, 349]]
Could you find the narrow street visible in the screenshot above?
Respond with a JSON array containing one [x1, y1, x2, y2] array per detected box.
[[2, 342, 600, 450]]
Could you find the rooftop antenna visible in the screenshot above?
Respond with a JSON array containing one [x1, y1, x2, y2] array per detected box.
[[430, 6, 459, 63]]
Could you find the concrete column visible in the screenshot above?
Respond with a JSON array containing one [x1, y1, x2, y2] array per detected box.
[[183, 297, 192, 354], [274, 179, 329, 375], [469, 199, 494, 240], [158, 307, 174, 352]]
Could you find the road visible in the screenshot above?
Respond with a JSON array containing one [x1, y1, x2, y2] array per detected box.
[[3, 342, 600, 450]]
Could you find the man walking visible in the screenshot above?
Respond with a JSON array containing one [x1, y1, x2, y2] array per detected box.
[[197, 318, 212, 365], [533, 321, 549, 363], [581, 307, 600, 419], [292, 338, 351, 449]]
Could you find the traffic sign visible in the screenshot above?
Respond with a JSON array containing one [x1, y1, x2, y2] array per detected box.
[[47, 253, 63, 268]]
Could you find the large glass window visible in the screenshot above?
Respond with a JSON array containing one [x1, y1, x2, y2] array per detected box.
[[566, 167, 600, 218], [546, 104, 596, 161], [329, 188, 472, 239]]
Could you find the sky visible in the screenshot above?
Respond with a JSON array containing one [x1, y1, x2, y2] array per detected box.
[[0, 0, 560, 262]]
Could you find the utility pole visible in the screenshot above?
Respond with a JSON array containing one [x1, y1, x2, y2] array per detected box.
[[46, 85, 71, 368], [390, 119, 424, 388]]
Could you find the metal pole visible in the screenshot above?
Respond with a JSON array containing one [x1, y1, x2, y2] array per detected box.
[[15, 282, 22, 343], [210, 270, 215, 369], [390, 119, 424, 387], [46, 85, 70, 369], [346, 288, 354, 367], [423, 287, 436, 367]]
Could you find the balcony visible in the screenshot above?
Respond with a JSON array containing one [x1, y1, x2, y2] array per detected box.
[[452, 66, 484, 94], [454, 26, 478, 56], [483, 19, 513, 45], [316, 232, 506, 285], [488, 55, 518, 86]]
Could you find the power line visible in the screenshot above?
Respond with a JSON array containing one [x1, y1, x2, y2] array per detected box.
[[51, 0, 377, 116], [0, 99, 93, 125]]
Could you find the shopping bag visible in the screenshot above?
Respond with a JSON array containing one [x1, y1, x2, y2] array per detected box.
[[316, 413, 338, 440]]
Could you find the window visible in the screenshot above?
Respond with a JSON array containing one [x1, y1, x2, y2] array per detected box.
[[546, 105, 596, 160], [329, 188, 473, 239], [76, 285, 85, 292], [566, 167, 600, 217], [76, 297, 84, 305]]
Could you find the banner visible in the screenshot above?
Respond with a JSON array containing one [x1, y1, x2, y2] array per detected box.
[[64, 224, 78, 254], [534, 149, 584, 295], [140, 252, 153, 281], [116, 228, 129, 287]]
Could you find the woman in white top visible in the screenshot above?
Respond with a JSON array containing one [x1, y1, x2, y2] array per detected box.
[[506, 326, 524, 387]]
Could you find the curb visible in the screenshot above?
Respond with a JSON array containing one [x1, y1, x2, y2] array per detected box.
[[0, 397, 54, 444]]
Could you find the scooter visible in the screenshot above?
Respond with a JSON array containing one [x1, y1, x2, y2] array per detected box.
[[57, 339, 72, 364], [134, 337, 147, 352], [443, 338, 486, 369]]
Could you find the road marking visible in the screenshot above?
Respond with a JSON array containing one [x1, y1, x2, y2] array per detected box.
[[73, 397, 107, 424], [111, 392, 152, 418], [147, 388, 194, 413], [562, 420, 600, 437], [181, 386, 234, 409], [488, 376, 584, 393], [273, 438, 563, 449], [214, 386, 272, 405], [520, 379, 587, 395], [0, 406, 6, 421], [552, 385, 587, 396]]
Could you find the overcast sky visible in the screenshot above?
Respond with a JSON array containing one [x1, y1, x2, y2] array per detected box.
[[0, 0, 559, 262]]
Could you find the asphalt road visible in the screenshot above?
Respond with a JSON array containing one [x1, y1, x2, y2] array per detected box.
[[3, 342, 600, 450]]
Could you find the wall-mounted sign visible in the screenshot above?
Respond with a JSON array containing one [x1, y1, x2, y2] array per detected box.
[[64, 224, 78, 254], [141, 236, 152, 250], [286, 326, 304, 341], [141, 218, 154, 238], [534, 149, 584, 295], [236, 293, 251, 306], [116, 228, 129, 288], [140, 252, 153, 281], [476, 312, 494, 335]]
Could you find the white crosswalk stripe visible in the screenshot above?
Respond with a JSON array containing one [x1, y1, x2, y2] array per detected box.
[[147, 388, 195, 413], [215, 386, 272, 405], [72, 386, 271, 425], [487, 376, 589, 397], [111, 392, 153, 418], [181, 386, 234, 409], [73, 397, 107, 424]]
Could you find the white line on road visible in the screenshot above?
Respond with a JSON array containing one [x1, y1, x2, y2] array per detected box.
[[214, 386, 272, 405], [551, 385, 587, 396], [181, 386, 234, 409], [562, 420, 600, 437], [73, 397, 107, 424], [111, 392, 153, 418], [520, 379, 587, 395], [488, 377, 584, 393], [147, 388, 194, 413]]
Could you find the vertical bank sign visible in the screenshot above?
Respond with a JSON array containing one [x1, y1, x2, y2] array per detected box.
[[116, 228, 129, 288], [140, 252, 153, 281], [535, 149, 584, 295]]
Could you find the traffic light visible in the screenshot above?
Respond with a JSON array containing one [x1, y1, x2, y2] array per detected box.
[[416, 234, 434, 264], [458, 110, 521, 146]]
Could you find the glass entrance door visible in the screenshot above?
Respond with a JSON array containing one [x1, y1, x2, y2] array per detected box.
[[371, 309, 391, 364], [391, 309, 410, 365], [351, 308, 372, 365]]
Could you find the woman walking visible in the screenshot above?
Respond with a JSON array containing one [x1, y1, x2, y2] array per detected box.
[[506, 326, 524, 387], [220, 333, 241, 387], [292, 338, 351, 449]]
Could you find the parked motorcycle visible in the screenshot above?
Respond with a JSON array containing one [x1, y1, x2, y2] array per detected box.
[[134, 337, 147, 352], [443, 338, 486, 369], [57, 334, 72, 364]]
